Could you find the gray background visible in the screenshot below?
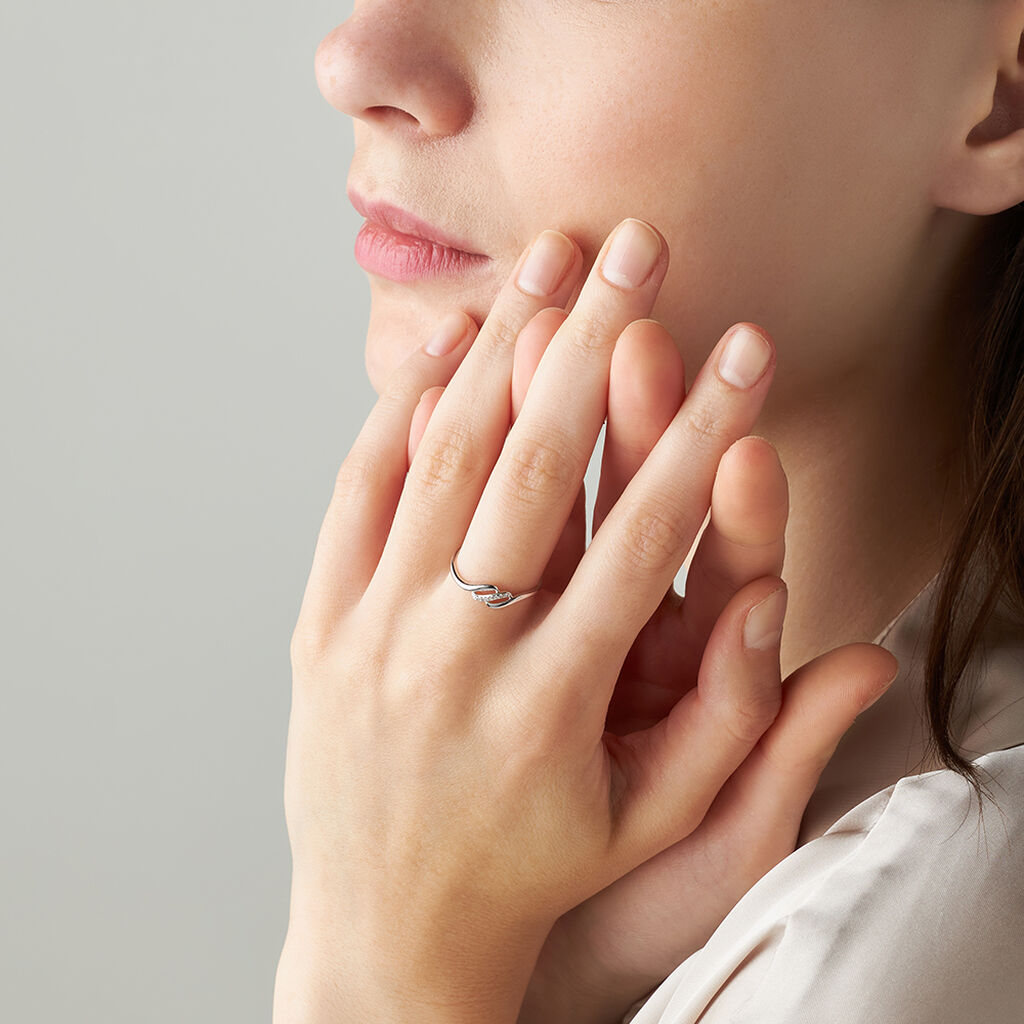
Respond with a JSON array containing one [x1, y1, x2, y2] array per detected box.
[[3, 2, 368, 1020], [1, 3, 629, 1020]]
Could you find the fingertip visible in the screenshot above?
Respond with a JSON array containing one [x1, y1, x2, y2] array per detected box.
[[608, 319, 685, 430], [407, 385, 445, 467], [843, 641, 900, 681], [861, 649, 902, 710], [612, 318, 682, 374], [512, 307, 567, 419], [742, 582, 789, 653], [423, 310, 476, 358], [732, 321, 774, 352], [525, 306, 571, 337], [713, 437, 790, 542], [719, 435, 785, 480]]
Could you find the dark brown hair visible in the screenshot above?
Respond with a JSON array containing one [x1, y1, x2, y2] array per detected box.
[[923, 199, 1024, 799]]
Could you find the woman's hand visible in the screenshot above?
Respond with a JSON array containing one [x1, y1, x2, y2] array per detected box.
[[273, 220, 899, 1024], [406, 270, 902, 1024], [408, 307, 903, 1024]]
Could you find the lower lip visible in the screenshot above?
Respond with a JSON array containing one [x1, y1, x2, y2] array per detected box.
[[354, 219, 491, 282]]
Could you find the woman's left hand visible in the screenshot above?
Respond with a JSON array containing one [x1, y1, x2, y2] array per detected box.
[[273, 220, 896, 1024]]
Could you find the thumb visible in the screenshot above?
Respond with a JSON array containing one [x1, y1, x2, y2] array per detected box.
[[606, 585, 897, 872], [725, 641, 901, 838]]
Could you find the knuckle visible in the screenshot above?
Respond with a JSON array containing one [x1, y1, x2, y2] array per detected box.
[[567, 309, 613, 356], [410, 420, 485, 494], [682, 403, 727, 453], [501, 433, 578, 503], [289, 620, 334, 674], [381, 364, 428, 405], [486, 313, 524, 353], [617, 502, 690, 575], [334, 448, 384, 496], [718, 688, 782, 746]]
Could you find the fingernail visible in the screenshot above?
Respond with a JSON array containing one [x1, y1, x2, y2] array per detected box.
[[862, 659, 901, 711], [718, 326, 773, 389], [424, 311, 469, 357], [600, 219, 663, 290], [743, 587, 788, 651], [517, 230, 576, 297]]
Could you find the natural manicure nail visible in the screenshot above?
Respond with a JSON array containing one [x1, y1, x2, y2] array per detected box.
[[862, 660, 902, 711], [718, 326, 772, 389], [424, 311, 469, 357], [517, 230, 576, 297], [600, 219, 663, 290], [743, 587, 788, 651]]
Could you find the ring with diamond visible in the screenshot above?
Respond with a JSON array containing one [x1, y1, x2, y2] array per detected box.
[[449, 547, 542, 609]]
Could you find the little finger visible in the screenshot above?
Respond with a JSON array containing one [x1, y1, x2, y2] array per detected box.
[[294, 313, 477, 642]]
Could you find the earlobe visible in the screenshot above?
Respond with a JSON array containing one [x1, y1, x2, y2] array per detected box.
[[932, 27, 1024, 215]]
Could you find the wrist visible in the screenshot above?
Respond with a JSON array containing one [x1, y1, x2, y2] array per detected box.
[[517, 918, 662, 1024], [274, 929, 540, 1024]]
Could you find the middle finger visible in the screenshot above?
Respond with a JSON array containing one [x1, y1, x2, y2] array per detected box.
[[456, 218, 668, 596]]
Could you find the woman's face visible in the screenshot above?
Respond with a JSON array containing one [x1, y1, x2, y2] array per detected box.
[[316, 0, 989, 399]]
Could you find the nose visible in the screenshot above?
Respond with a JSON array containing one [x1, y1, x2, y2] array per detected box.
[[314, 4, 475, 138]]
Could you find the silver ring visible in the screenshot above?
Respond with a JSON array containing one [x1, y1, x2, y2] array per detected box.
[[449, 547, 541, 609]]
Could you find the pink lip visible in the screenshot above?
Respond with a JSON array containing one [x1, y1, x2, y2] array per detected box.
[[352, 222, 490, 282], [347, 189, 492, 283], [347, 189, 487, 255]]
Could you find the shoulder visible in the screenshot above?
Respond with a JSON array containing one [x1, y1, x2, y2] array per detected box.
[[862, 740, 1024, 878], [626, 745, 1024, 1024], [741, 743, 1024, 1024], [863, 740, 1024, 856]]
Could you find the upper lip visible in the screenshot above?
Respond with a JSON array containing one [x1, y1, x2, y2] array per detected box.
[[347, 187, 488, 257]]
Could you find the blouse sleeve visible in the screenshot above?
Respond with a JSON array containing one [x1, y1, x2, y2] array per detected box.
[[625, 744, 1024, 1024]]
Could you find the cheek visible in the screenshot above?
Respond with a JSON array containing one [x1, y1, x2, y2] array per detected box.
[[489, 7, 797, 288], [496, 0, 936, 385], [488, 18, 776, 347]]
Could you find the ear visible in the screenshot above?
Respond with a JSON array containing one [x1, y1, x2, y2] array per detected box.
[[931, 16, 1024, 216]]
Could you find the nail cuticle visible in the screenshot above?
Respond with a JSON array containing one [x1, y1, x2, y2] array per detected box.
[[600, 219, 663, 291]]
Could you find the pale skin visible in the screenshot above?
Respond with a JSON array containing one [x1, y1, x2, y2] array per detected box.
[[275, 1, 1024, 1022]]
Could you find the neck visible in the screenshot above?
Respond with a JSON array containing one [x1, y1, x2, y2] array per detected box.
[[761, 211, 982, 679], [768, 366, 965, 680]]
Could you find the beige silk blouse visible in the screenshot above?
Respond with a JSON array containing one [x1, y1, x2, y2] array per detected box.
[[623, 571, 1024, 1023]]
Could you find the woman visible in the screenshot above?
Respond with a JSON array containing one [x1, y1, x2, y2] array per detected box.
[[274, 2, 1024, 1021]]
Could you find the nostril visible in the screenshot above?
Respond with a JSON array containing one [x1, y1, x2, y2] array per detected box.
[[364, 105, 423, 131], [366, 104, 414, 119]]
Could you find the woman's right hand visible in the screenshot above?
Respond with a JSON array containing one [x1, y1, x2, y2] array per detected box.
[[410, 304, 900, 1024]]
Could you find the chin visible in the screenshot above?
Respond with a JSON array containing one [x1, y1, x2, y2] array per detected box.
[[360, 240, 537, 388], [363, 297, 441, 394], [361, 279, 497, 394], [364, 333, 407, 396]]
